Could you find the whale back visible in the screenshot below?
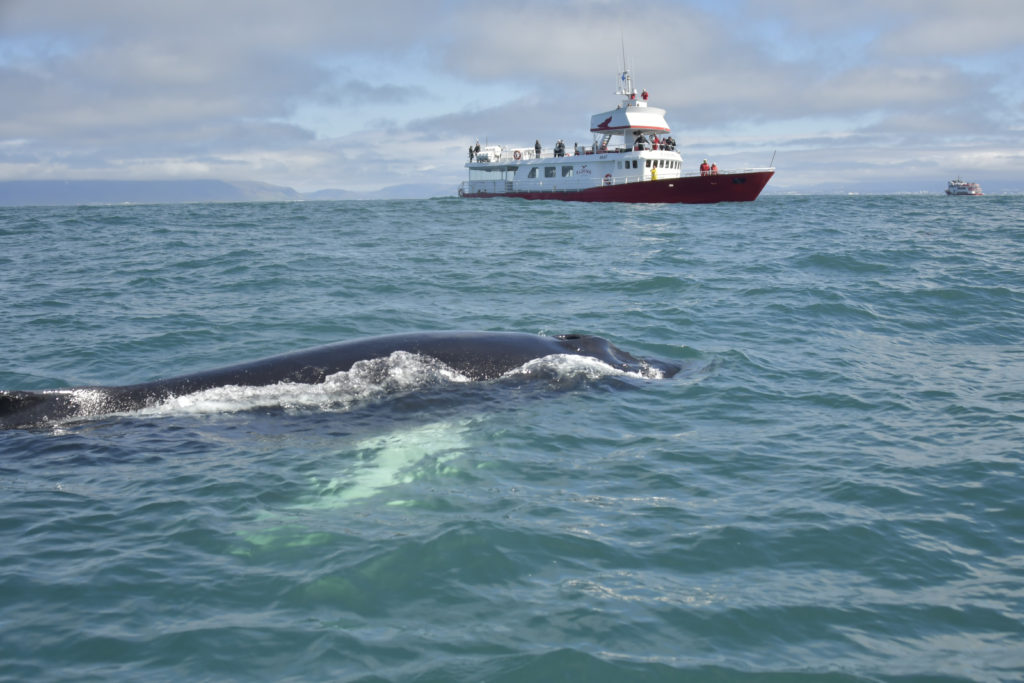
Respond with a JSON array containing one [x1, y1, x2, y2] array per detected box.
[[1, 332, 679, 429], [0, 390, 78, 430]]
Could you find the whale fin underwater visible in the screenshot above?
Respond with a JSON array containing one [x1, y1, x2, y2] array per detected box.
[[0, 331, 680, 430]]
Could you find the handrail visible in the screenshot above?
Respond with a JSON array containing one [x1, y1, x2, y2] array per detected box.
[[474, 144, 683, 163]]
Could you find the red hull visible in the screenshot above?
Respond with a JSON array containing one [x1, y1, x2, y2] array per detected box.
[[460, 170, 774, 204]]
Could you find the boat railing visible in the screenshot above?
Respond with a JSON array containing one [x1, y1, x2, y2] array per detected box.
[[476, 145, 684, 162]]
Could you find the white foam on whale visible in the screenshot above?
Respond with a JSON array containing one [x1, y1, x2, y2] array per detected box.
[[126, 351, 658, 421], [133, 351, 472, 418]]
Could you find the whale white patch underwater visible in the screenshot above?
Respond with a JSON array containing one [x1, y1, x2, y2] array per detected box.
[[222, 350, 693, 555]]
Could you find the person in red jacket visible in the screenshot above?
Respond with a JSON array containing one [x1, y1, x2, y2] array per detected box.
[[710, 162, 718, 175], [700, 159, 710, 176]]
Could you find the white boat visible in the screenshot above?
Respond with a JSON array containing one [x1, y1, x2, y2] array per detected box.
[[946, 178, 983, 196], [459, 69, 774, 203]]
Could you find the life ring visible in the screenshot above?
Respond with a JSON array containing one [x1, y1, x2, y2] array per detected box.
[[603, 173, 613, 186], [513, 150, 522, 160]]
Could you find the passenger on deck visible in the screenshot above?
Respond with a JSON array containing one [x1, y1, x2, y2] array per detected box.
[[711, 162, 718, 175], [469, 145, 474, 162], [700, 159, 710, 175], [535, 140, 541, 159]]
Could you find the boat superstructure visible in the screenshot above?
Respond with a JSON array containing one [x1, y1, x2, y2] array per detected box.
[[458, 68, 773, 203]]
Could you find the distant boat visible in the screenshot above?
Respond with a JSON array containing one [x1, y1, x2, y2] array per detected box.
[[946, 178, 983, 196], [458, 67, 773, 204]]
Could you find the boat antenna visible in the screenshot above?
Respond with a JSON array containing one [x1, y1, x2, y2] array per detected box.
[[619, 34, 633, 94], [769, 149, 776, 167]]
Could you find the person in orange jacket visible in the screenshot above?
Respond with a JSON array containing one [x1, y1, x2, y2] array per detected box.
[[700, 159, 710, 175]]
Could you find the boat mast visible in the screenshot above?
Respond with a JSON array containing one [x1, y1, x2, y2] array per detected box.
[[618, 36, 634, 99]]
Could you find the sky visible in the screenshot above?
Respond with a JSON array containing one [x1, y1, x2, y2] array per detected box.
[[1, 0, 1022, 194]]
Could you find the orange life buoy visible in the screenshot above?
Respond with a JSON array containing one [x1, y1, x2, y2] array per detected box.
[[603, 173, 613, 186], [513, 150, 522, 160]]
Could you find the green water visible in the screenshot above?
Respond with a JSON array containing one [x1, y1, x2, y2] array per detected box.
[[1, 196, 1022, 681]]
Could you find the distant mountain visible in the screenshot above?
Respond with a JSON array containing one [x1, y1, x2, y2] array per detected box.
[[300, 188, 364, 201], [2, 178, 1015, 206], [304, 183, 455, 200], [0, 179, 456, 206], [0, 180, 300, 206]]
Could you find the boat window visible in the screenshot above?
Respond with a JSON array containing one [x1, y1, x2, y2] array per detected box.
[[528, 168, 538, 178], [645, 159, 651, 168], [469, 168, 506, 181], [545, 167, 556, 178], [633, 160, 638, 169], [562, 166, 573, 177]]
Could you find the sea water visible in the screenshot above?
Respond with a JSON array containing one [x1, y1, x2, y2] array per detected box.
[[0, 195, 1022, 682]]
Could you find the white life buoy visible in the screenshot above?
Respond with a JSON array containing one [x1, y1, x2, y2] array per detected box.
[[513, 150, 522, 160], [603, 173, 613, 186]]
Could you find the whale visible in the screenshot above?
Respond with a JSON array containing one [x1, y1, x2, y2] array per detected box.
[[0, 331, 679, 429]]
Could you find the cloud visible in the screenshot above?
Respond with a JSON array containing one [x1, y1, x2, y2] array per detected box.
[[870, 0, 1024, 55], [0, 0, 1022, 192]]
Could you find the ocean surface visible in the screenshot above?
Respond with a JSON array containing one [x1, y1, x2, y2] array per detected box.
[[1, 195, 1022, 682]]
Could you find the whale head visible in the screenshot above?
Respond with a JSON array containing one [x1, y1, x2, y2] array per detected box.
[[553, 334, 680, 378]]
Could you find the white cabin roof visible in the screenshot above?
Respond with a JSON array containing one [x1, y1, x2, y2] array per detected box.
[[589, 69, 671, 135], [590, 104, 670, 135]]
